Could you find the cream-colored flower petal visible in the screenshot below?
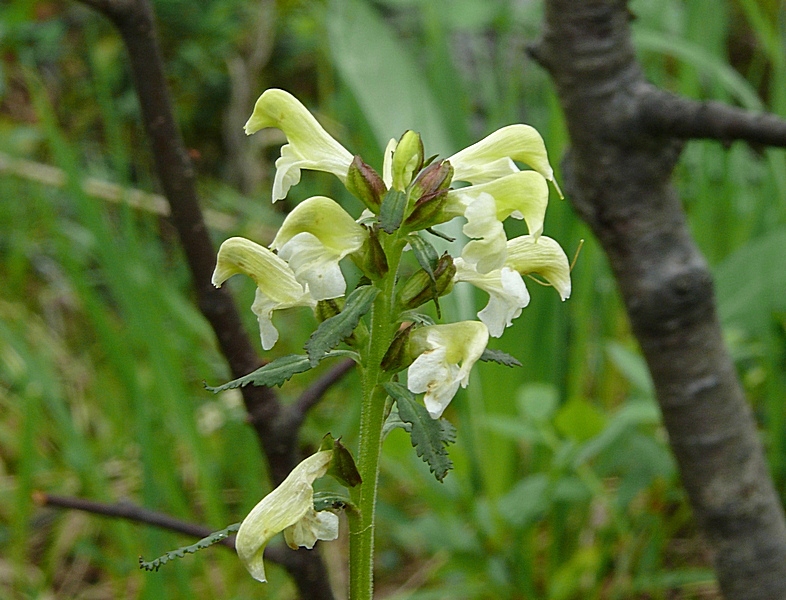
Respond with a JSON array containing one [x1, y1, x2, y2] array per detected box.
[[445, 171, 549, 239], [448, 124, 558, 191], [283, 509, 339, 550], [244, 89, 353, 201], [277, 232, 348, 300], [271, 196, 368, 300], [407, 321, 489, 418], [506, 235, 572, 301], [236, 451, 334, 583], [212, 237, 315, 350], [454, 259, 530, 337], [460, 192, 508, 274], [382, 137, 397, 189]]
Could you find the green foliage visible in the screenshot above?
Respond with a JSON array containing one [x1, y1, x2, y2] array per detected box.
[[305, 286, 378, 365], [139, 523, 241, 572], [2, 0, 786, 597], [385, 382, 457, 482]]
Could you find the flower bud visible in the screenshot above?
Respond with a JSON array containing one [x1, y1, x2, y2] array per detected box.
[[396, 253, 456, 311], [346, 155, 386, 212], [381, 323, 416, 372], [351, 225, 389, 281], [409, 160, 453, 200], [391, 130, 424, 191]]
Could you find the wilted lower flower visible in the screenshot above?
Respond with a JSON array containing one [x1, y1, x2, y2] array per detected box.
[[407, 321, 489, 419], [212, 237, 316, 350], [236, 450, 338, 583]]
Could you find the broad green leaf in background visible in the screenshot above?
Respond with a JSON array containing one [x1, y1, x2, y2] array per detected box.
[[714, 227, 786, 334], [327, 0, 453, 154]]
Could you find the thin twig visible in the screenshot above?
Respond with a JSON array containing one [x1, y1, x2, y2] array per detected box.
[[34, 491, 235, 550]]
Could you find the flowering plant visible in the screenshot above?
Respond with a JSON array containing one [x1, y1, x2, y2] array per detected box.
[[155, 88, 571, 599]]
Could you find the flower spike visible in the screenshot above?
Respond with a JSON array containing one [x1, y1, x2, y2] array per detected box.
[[245, 89, 354, 201]]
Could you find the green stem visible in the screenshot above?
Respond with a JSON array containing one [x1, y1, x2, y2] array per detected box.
[[348, 236, 404, 600]]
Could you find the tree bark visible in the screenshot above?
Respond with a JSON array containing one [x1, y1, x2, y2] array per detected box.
[[532, 1, 786, 598]]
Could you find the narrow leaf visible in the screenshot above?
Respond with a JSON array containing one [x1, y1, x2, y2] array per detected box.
[[205, 355, 313, 392], [206, 350, 359, 392], [379, 189, 408, 233], [384, 382, 455, 481], [139, 523, 240, 572], [306, 286, 379, 366], [480, 348, 522, 367], [407, 233, 440, 280]]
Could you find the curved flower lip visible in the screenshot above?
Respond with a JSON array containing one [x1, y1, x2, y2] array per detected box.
[[212, 237, 315, 350], [444, 170, 549, 239], [271, 196, 368, 300], [506, 235, 572, 301], [407, 321, 489, 419], [245, 89, 354, 201], [447, 124, 562, 196], [454, 259, 530, 337], [236, 450, 338, 583]]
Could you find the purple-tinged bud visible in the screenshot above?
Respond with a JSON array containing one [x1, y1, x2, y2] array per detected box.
[[381, 323, 416, 372], [396, 253, 456, 311], [410, 160, 453, 200], [346, 155, 386, 212]]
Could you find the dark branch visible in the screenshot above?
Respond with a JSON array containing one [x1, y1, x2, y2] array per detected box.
[[538, 2, 786, 599], [638, 86, 786, 147], [73, 0, 335, 596], [34, 491, 294, 565]]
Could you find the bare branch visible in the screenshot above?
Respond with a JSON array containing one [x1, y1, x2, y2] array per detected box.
[[638, 86, 786, 147], [34, 491, 293, 566], [35, 491, 235, 550], [72, 0, 336, 596]]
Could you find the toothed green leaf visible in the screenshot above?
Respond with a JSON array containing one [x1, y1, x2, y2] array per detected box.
[[306, 286, 379, 366], [383, 382, 455, 482], [139, 522, 240, 572], [206, 350, 358, 392], [480, 348, 522, 368]]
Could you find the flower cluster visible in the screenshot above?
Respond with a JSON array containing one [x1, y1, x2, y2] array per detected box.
[[212, 88, 572, 581], [214, 88, 570, 409]]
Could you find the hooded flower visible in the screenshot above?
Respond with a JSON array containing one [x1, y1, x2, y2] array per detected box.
[[271, 196, 368, 300], [245, 89, 354, 202], [212, 237, 316, 350], [447, 124, 561, 194], [444, 170, 549, 273], [453, 259, 530, 337], [407, 321, 489, 419], [507, 235, 572, 301], [236, 450, 338, 583], [453, 235, 571, 336]]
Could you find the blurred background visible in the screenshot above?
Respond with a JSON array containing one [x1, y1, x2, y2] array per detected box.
[[1, 0, 785, 597]]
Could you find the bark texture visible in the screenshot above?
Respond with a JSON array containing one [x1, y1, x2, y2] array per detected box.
[[532, 2, 786, 598]]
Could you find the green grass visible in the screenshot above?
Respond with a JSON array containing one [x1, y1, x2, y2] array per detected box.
[[1, 0, 785, 597]]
